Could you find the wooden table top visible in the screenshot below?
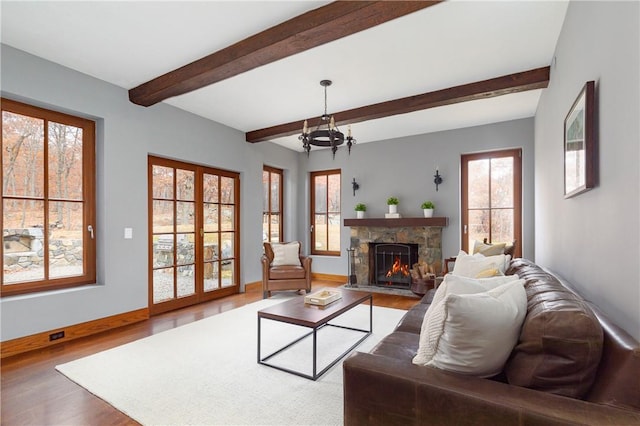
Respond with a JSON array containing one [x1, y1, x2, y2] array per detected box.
[[258, 290, 372, 328]]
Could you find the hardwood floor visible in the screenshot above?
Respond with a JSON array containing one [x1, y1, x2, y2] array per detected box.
[[1, 280, 420, 425]]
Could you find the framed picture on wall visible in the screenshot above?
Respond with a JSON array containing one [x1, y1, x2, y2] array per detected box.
[[564, 80, 596, 198]]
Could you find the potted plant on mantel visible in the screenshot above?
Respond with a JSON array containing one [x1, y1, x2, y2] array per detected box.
[[421, 201, 435, 218], [387, 197, 399, 214], [355, 203, 367, 219]]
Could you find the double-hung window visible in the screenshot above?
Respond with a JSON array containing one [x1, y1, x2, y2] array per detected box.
[[1, 98, 96, 296]]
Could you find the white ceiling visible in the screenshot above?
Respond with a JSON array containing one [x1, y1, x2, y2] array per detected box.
[[1, 1, 569, 152]]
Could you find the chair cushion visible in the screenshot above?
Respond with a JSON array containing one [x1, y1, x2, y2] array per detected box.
[[269, 265, 306, 280], [271, 241, 301, 266]]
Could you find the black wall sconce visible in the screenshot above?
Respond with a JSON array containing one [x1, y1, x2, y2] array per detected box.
[[434, 169, 443, 191], [352, 178, 360, 196]]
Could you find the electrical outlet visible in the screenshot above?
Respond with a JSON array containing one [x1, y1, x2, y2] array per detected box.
[[49, 331, 65, 341]]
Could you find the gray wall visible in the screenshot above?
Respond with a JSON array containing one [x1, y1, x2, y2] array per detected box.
[[0, 45, 300, 341], [534, 1, 639, 340], [298, 118, 536, 275]]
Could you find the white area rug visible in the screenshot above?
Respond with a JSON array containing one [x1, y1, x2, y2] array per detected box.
[[56, 297, 406, 425]]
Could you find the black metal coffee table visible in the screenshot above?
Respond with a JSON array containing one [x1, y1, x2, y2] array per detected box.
[[257, 290, 372, 380]]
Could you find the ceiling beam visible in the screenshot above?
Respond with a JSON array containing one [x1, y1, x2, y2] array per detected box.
[[129, 1, 441, 107], [245, 66, 550, 143]]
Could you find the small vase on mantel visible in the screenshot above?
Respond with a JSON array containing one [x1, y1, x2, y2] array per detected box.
[[387, 197, 399, 215], [356, 210, 365, 219], [421, 201, 435, 218]]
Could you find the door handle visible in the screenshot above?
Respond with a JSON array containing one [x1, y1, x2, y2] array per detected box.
[[87, 225, 94, 239]]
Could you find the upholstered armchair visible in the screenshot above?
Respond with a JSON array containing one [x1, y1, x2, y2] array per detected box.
[[261, 241, 312, 299]]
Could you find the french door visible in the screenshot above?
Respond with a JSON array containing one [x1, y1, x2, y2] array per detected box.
[[461, 148, 522, 258], [148, 156, 240, 315]]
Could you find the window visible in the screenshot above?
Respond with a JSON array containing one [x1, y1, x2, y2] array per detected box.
[[262, 166, 283, 243], [461, 148, 522, 257], [1, 98, 96, 296], [310, 169, 341, 256]]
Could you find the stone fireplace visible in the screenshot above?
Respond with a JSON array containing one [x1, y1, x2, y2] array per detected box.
[[344, 217, 446, 287]]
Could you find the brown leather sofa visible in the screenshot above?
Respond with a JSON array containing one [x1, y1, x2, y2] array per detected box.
[[343, 258, 640, 425], [261, 241, 312, 299]]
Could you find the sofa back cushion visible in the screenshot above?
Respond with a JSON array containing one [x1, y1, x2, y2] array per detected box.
[[504, 258, 603, 399]]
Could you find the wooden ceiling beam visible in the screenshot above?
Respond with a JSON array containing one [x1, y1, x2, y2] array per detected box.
[[245, 66, 550, 143], [128, 1, 441, 107]]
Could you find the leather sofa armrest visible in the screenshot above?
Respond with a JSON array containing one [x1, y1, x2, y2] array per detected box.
[[343, 352, 640, 426]]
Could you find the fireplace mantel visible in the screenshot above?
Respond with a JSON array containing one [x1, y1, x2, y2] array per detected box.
[[344, 217, 448, 227]]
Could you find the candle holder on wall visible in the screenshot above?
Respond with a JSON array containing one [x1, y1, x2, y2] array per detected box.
[[434, 169, 443, 191]]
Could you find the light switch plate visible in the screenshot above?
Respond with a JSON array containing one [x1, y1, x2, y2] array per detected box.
[[124, 227, 133, 239]]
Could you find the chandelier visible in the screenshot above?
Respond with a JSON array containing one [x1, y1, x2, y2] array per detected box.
[[299, 80, 355, 158]]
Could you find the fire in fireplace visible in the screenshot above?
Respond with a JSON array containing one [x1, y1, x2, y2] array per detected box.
[[369, 243, 418, 288]]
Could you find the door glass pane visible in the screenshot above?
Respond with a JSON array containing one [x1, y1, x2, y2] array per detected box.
[[153, 200, 173, 233], [176, 169, 194, 201], [177, 264, 195, 297], [152, 166, 173, 199], [468, 159, 489, 209], [153, 268, 174, 303], [48, 122, 82, 200], [203, 235, 218, 262], [176, 201, 194, 233], [204, 203, 218, 232], [314, 214, 327, 251], [221, 205, 234, 231], [220, 176, 234, 203], [153, 234, 174, 268], [49, 201, 83, 278], [491, 157, 514, 208], [221, 232, 234, 260], [491, 209, 514, 243], [176, 233, 194, 266], [204, 261, 219, 292], [3, 199, 45, 284], [2, 111, 44, 198], [203, 174, 218, 203], [221, 259, 234, 288], [468, 209, 490, 250]]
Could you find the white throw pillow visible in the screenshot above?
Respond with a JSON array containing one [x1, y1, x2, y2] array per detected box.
[[412, 280, 527, 377], [451, 250, 508, 278], [416, 273, 523, 359], [428, 273, 521, 313], [271, 242, 301, 266]]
